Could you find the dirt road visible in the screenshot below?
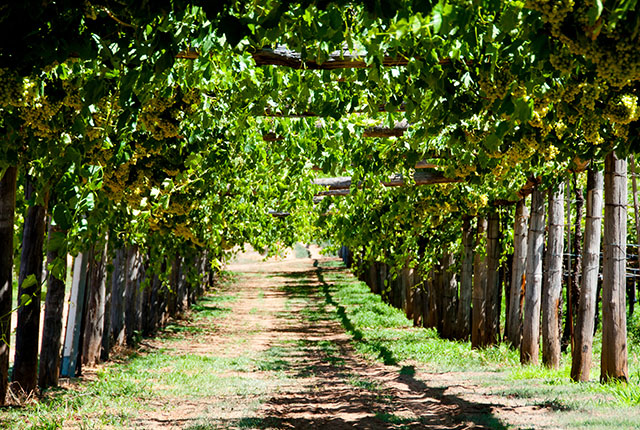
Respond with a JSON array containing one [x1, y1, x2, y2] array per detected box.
[[134, 248, 554, 429]]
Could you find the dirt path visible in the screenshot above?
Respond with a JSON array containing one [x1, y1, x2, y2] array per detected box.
[[132, 248, 556, 429]]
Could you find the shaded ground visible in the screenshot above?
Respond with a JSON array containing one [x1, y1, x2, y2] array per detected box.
[[151, 247, 554, 430], [4, 247, 640, 429], [6, 247, 562, 429]]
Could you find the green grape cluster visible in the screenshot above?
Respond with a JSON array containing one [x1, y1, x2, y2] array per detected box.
[[464, 128, 489, 144], [604, 93, 639, 125], [581, 115, 604, 145], [62, 81, 83, 111], [452, 163, 477, 178], [554, 120, 568, 139], [0, 68, 24, 108], [530, 1, 640, 87], [139, 96, 181, 140], [460, 191, 489, 216], [491, 139, 537, 179], [103, 158, 134, 200], [86, 94, 119, 141], [549, 47, 575, 74], [19, 98, 62, 138], [181, 89, 202, 110], [477, 66, 514, 103], [526, 0, 574, 32]]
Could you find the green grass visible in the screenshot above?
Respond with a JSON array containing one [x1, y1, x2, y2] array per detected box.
[[314, 260, 640, 429], [0, 281, 287, 430], [1, 365, 153, 429], [293, 243, 311, 259], [347, 374, 381, 391], [318, 264, 519, 370]]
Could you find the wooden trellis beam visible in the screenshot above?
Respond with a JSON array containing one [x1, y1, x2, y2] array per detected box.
[[313, 169, 461, 191], [311, 161, 438, 172], [261, 104, 406, 118], [252, 47, 410, 69], [363, 120, 408, 137], [177, 47, 472, 69], [176, 47, 409, 68], [262, 120, 410, 141]]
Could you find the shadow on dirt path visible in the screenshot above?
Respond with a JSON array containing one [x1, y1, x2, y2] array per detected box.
[[221, 252, 513, 429]]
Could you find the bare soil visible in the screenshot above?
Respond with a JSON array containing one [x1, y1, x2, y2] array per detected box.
[[123, 248, 559, 429]]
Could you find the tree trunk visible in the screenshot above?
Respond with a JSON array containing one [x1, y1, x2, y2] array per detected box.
[[571, 168, 603, 382], [109, 248, 126, 346], [521, 188, 546, 365], [542, 183, 565, 369], [0, 166, 17, 405], [507, 197, 529, 349], [441, 251, 458, 340], [485, 210, 501, 346], [81, 240, 108, 366], [563, 173, 584, 352], [601, 152, 629, 382], [457, 216, 474, 340], [471, 217, 488, 349], [38, 221, 67, 390], [13, 180, 48, 395]]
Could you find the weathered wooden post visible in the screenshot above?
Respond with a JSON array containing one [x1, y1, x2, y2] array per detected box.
[[60, 253, 89, 377]]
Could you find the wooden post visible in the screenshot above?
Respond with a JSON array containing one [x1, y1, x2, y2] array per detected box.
[[0, 166, 17, 405], [441, 251, 458, 340], [631, 155, 640, 267], [563, 173, 584, 351], [457, 216, 474, 340], [485, 210, 502, 345], [38, 222, 67, 389], [542, 183, 565, 369], [13, 180, 48, 394], [60, 253, 89, 377], [507, 199, 528, 347], [425, 269, 439, 329], [629, 155, 640, 318], [178, 256, 188, 312], [125, 245, 140, 346], [472, 217, 488, 349], [109, 248, 126, 346], [413, 284, 423, 327], [601, 152, 629, 382], [521, 188, 546, 365], [134, 254, 146, 334], [168, 256, 180, 318], [82, 241, 108, 366], [100, 252, 112, 363], [402, 264, 414, 320], [571, 168, 603, 381], [148, 272, 161, 334], [157, 258, 168, 327]]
